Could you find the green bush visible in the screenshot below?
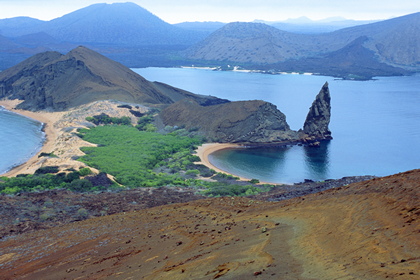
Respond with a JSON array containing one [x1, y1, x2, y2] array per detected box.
[[76, 208, 89, 220], [35, 166, 59, 174], [86, 113, 131, 126], [136, 115, 155, 131], [202, 184, 263, 197], [69, 179, 93, 192], [79, 167, 92, 176]]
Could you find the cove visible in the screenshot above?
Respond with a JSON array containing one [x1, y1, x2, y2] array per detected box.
[[135, 68, 420, 183]]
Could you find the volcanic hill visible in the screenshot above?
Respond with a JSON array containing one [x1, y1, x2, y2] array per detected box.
[[0, 46, 227, 111], [185, 12, 419, 79], [1, 169, 418, 279]]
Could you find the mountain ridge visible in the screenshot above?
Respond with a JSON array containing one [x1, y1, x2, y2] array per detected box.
[[0, 3, 418, 78], [184, 12, 419, 78]]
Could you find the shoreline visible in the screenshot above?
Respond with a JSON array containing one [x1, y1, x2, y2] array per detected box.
[[195, 143, 284, 185], [195, 143, 244, 175], [0, 99, 148, 178], [0, 100, 64, 177]]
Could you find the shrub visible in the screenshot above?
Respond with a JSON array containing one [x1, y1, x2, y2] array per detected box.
[[85, 172, 114, 188], [86, 114, 131, 126], [136, 115, 155, 131], [65, 171, 80, 183], [69, 179, 93, 192], [76, 208, 89, 220], [129, 109, 143, 117], [79, 167, 92, 176], [117, 104, 132, 109], [38, 152, 58, 158], [35, 166, 60, 174]]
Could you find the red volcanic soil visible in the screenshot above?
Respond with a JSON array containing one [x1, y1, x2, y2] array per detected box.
[[0, 169, 419, 279]]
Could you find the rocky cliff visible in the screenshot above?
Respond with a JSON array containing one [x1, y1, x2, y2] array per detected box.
[[160, 82, 332, 144], [160, 99, 299, 143], [0, 46, 226, 111], [303, 82, 332, 140]]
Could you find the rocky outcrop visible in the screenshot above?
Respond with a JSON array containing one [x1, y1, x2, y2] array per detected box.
[[161, 82, 332, 145], [303, 82, 332, 140], [160, 99, 299, 143]]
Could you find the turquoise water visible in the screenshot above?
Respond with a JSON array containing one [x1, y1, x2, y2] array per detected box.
[[0, 107, 45, 175], [135, 68, 420, 183]]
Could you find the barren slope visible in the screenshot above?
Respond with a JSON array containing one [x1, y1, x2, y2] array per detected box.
[[0, 169, 419, 279], [0, 46, 225, 111]]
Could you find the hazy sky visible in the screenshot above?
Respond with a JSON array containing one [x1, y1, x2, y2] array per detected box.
[[0, 0, 419, 23]]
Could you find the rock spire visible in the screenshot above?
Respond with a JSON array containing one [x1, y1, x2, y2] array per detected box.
[[303, 82, 332, 140]]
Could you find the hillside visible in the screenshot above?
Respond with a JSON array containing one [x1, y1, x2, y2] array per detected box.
[[160, 99, 297, 143], [0, 46, 226, 111], [184, 13, 420, 78], [1, 169, 418, 279]]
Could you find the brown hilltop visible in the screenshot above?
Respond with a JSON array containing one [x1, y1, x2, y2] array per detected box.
[[1, 169, 418, 279], [0, 46, 226, 111]]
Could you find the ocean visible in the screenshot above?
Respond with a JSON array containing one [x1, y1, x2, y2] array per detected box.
[[1, 68, 419, 183], [134, 68, 420, 183], [0, 107, 45, 175]]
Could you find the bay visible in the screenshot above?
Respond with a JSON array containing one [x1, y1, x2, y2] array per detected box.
[[0, 107, 45, 175], [134, 68, 420, 183]]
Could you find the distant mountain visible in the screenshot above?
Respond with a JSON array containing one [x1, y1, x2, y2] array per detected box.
[[0, 34, 19, 50], [174, 21, 226, 34], [184, 22, 311, 64], [184, 12, 419, 79], [174, 18, 376, 35], [255, 17, 379, 34], [0, 46, 226, 111], [0, 3, 207, 69], [0, 17, 45, 37], [0, 3, 206, 46], [42, 3, 206, 46]]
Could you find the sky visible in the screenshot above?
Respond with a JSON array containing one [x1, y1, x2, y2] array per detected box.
[[0, 0, 419, 23]]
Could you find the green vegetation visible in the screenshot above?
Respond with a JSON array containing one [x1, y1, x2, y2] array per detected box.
[[117, 104, 132, 109], [38, 152, 58, 158], [201, 184, 268, 197], [0, 168, 116, 194], [135, 114, 156, 132], [77, 125, 201, 188], [76, 125, 274, 196], [86, 113, 131, 126], [2, 115, 275, 197]]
